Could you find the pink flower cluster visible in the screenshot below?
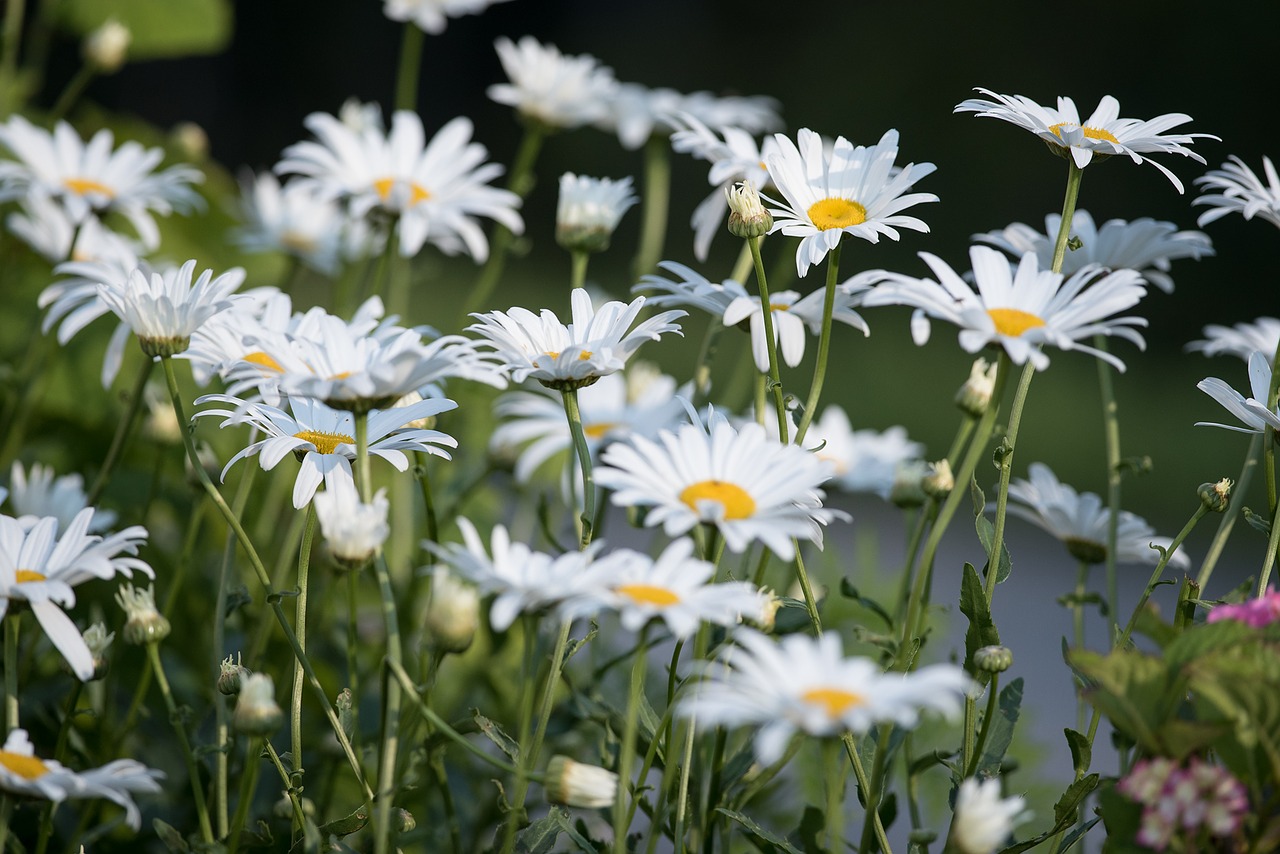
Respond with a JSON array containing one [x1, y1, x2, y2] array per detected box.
[[1207, 588, 1280, 627], [1117, 757, 1247, 851]]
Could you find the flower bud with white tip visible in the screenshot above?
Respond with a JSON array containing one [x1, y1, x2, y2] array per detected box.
[[83, 19, 130, 73], [234, 673, 283, 737], [1198, 477, 1232, 513], [424, 568, 480, 654], [726, 181, 773, 239], [545, 755, 618, 809], [116, 583, 170, 645], [218, 653, 251, 696], [956, 358, 998, 417], [314, 476, 390, 570]]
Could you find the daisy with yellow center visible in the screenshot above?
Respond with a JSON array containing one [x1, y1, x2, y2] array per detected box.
[[231, 172, 355, 275], [954, 88, 1215, 192], [764, 127, 938, 277], [595, 407, 844, 560], [678, 630, 973, 764], [861, 245, 1150, 371]]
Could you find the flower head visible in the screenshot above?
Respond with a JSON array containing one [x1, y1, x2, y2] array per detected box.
[[487, 36, 617, 130], [1207, 588, 1280, 627], [115, 582, 170, 645], [381, 0, 513, 34], [234, 673, 284, 736], [314, 476, 390, 568], [545, 756, 617, 809], [5, 462, 116, 533], [949, 778, 1029, 854], [1196, 350, 1280, 435], [555, 173, 637, 253], [232, 172, 365, 274], [1187, 316, 1280, 362], [1194, 155, 1280, 230], [83, 19, 130, 72], [423, 568, 480, 653], [95, 259, 245, 357]]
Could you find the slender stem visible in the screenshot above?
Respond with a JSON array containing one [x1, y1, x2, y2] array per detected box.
[[146, 642, 215, 843], [1198, 434, 1259, 591], [48, 63, 96, 122], [346, 571, 362, 753], [1117, 506, 1209, 649], [1265, 337, 1280, 522], [1095, 340, 1124, 639], [747, 235, 789, 443], [1257, 494, 1280, 596], [562, 389, 596, 549], [966, 673, 1002, 778], [614, 628, 650, 853], [86, 357, 152, 506], [631, 135, 671, 281], [262, 740, 312, 834], [291, 506, 317, 790], [1072, 560, 1089, 732], [570, 250, 590, 290], [795, 244, 842, 444], [509, 619, 573, 838], [984, 361, 1037, 604], [843, 733, 893, 854], [227, 738, 263, 854], [0, 0, 25, 82], [792, 542, 822, 633], [672, 716, 697, 851], [857, 726, 893, 854], [823, 740, 845, 852], [393, 22, 425, 112], [1049, 163, 1084, 275], [3, 615, 19, 729]]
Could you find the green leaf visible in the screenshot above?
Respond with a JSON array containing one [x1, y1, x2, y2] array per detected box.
[[839, 579, 895, 629], [978, 678, 1023, 775], [717, 808, 804, 854], [1064, 728, 1091, 777], [563, 620, 599, 664], [960, 562, 1001, 683], [318, 806, 369, 837], [514, 811, 562, 854], [996, 774, 1098, 854], [1244, 505, 1273, 536], [57, 0, 234, 60], [473, 709, 520, 761], [972, 478, 1012, 584], [153, 820, 190, 853], [797, 805, 825, 854]]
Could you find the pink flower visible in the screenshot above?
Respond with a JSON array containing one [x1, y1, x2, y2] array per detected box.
[[1207, 588, 1280, 627]]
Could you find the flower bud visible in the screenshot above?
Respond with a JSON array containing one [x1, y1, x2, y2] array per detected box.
[[218, 653, 251, 696], [234, 673, 283, 737], [555, 173, 637, 254], [1198, 477, 1232, 513], [83, 19, 130, 73], [115, 583, 170, 645], [889, 460, 928, 508], [726, 181, 773, 239], [396, 808, 416, 833], [956, 358, 998, 417], [314, 479, 390, 570], [545, 755, 618, 808], [922, 459, 954, 500], [63, 622, 113, 681], [974, 645, 1013, 673], [170, 122, 209, 160], [423, 569, 480, 654]]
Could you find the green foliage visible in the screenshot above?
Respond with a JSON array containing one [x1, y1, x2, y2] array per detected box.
[[978, 678, 1023, 776], [971, 478, 1012, 584], [57, 0, 234, 59], [960, 561, 1001, 684]]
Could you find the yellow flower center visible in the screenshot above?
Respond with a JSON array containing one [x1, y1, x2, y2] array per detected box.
[[543, 351, 592, 362], [15, 570, 46, 584], [0, 750, 50, 780], [987, 308, 1046, 338], [1048, 123, 1120, 145], [584, 422, 617, 439], [801, 687, 865, 717], [679, 480, 756, 520], [63, 177, 115, 198], [329, 371, 353, 380], [768, 303, 791, 312], [807, 197, 866, 231], [279, 230, 318, 253], [616, 584, 681, 607], [294, 430, 355, 455], [243, 351, 283, 372], [373, 177, 431, 206]]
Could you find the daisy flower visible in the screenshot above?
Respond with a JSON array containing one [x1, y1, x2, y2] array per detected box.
[[5, 461, 116, 533], [678, 629, 972, 764], [555, 172, 637, 253], [792, 407, 923, 500], [635, 260, 749, 317], [1003, 462, 1190, 568], [595, 407, 844, 559], [467, 287, 685, 391], [860, 245, 1149, 371], [948, 778, 1030, 854], [723, 283, 870, 373], [975, 210, 1212, 293], [277, 111, 523, 260], [381, 0, 513, 34], [195, 393, 458, 508], [231, 171, 361, 274], [6, 194, 139, 265], [559, 538, 769, 639], [678, 91, 783, 138], [954, 88, 1213, 192], [39, 254, 147, 387], [0, 508, 152, 680], [313, 475, 390, 567], [427, 516, 597, 631], [1193, 155, 1280, 230], [1196, 350, 1280, 435], [487, 36, 617, 130], [1187, 316, 1280, 362], [765, 127, 938, 277], [0, 729, 163, 830], [95, 258, 245, 357], [0, 115, 203, 249]]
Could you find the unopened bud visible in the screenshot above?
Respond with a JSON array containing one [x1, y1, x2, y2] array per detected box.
[[116, 584, 170, 645], [64, 622, 113, 681], [726, 181, 773, 239], [1198, 478, 1232, 513], [555, 173, 637, 253], [396, 808, 416, 833], [83, 19, 130, 73], [234, 673, 283, 737], [545, 755, 618, 808], [754, 588, 783, 632], [423, 569, 480, 654], [890, 460, 928, 508], [171, 122, 209, 160], [956, 358, 998, 417], [218, 653, 251, 696], [922, 459, 954, 500], [974, 645, 1013, 673]]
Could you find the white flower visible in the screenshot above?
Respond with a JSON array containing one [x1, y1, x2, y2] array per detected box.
[[598, 85, 781, 152], [231, 172, 356, 274], [545, 756, 617, 809], [1187, 317, 1280, 362], [1004, 462, 1191, 568], [0, 508, 152, 680], [423, 568, 480, 652], [556, 172, 637, 252], [39, 254, 143, 387], [381, 0, 512, 34], [95, 258, 246, 357], [314, 476, 390, 566], [974, 210, 1212, 293], [468, 288, 684, 390], [950, 778, 1029, 854], [635, 260, 749, 316], [277, 111, 523, 260], [83, 18, 130, 72], [1194, 155, 1280, 230], [487, 36, 617, 130], [0, 729, 163, 830], [595, 407, 844, 560], [765, 128, 938, 277], [5, 462, 116, 533], [861, 245, 1149, 371], [723, 284, 870, 373], [791, 407, 923, 500], [234, 673, 283, 736], [6, 195, 139, 264], [1196, 350, 1280, 435], [195, 393, 458, 508], [0, 115, 202, 249], [678, 629, 973, 764], [954, 88, 1213, 192]]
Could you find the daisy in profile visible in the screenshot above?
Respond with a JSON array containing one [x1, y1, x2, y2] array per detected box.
[[5, 461, 116, 532], [596, 84, 781, 152], [765, 128, 938, 277], [195, 393, 457, 508], [0, 115, 203, 249], [861, 245, 1149, 371], [1187, 317, 1280, 362], [468, 288, 684, 391], [313, 475, 390, 568], [0, 729, 163, 830], [975, 210, 1213, 293], [555, 173, 637, 253], [723, 284, 870, 373], [678, 629, 972, 764], [277, 111, 523, 260], [1003, 462, 1190, 568], [1196, 350, 1280, 435], [595, 407, 843, 559], [948, 778, 1030, 854], [231, 172, 363, 274], [559, 538, 769, 639], [954, 88, 1213, 192], [95, 258, 245, 358], [6, 194, 139, 264], [0, 508, 152, 680], [381, 0, 513, 34], [1193, 155, 1280, 230], [487, 36, 617, 130], [789, 407, 924, 500]]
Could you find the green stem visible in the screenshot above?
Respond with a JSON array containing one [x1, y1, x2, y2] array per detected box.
[[795, 243, 842, 444], [1257, 494, 1280, 596], [86, 356, 152, 506], [984, 360, 1037, 605], [1072, 561, 1088, 732], [672, 716, 697, 851], [966, 673, 1002, 778], [1197, 433, 1259, 592], [614, 628, 650, 853], [857, 726, 893, 854], [823, 740, 846, 852], [1265, 337, 1280, 521], [227, 738, 263, 854], [843, 733, 893, 854], [570, 250, 590, 290], [1049, 163, 1084, 275], [146, 642, 215, 843], [346, 571, 362, 755], [291, 505, 317, 793], [748, 235, 789, 443], [263, 739, 314, 840], [631, 135, 671, 281], [0, 0, 25, 83], [1095, 340, 1124, 640], [562, 389, 596, 549], [1117, 505, 1209, 649], [393, 22, 425, 112], [48, 62, 96, 122], [509, 619, 573, 838], [793, 541, 822, 633]]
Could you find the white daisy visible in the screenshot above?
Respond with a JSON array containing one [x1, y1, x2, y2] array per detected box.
[[765, 127, 938, 277], [791, 407, 923, 499], [1194, 155, 1280, 230], [0, 115, 203, 249], [487, 36, 617, 130], [974, 210, 1212, 294], [313, 475, 389, 567], [558, 538, 768, 639], [677, 91, 783, 138], [231, 172, 357, 274], [467, 287, 684, 390], [599, 85, 781, 152], [678, 629, 972, 764], [6, 195, 139, 265], [39, 254, 146, 387], [949, 778, 1030, 854], [277, 111, 523, 260], [1196, 350, 1280, 435], [195, 393, 458, 508], [722, 284, 870, 373], [0, 729, 163, 830], [860, 245, 1149, 371], [1003, 462, 1190, 568], [94, 258, 245, 357], [1187, 317, 1280, 362], [0, 508, 152, 680], [555, 172, 637, 252], [954, 88, 1213, 192], [595, 407, 844, 560], [381, 0, 513, 34], [635, 260, 748, 316], [427, 516, 597, 631], [5, 462, 116, 533]]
